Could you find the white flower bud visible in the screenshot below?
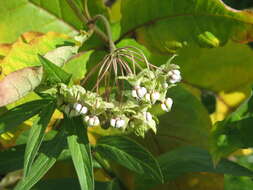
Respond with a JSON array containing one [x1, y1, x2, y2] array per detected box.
[[88, 117, 95, 126], [136, 87, 147, 98], [145, 93, 151, 102], [173, 70, 180, 76], [84, 115, 90, 122], [110, 118, 116, 127], [93, 116, 100, 126], [116, 119, 125, 128], [171, 73, 181, 81], [143, 111, 152, 122], [151, 92, 160, 104], [132, 90, 138, 98], [73, 103, 82, 112], [162, 82, 169, 89], [168, 69, 181, 83], [161, 103, 169, 112], [80, 106, 88, 115]]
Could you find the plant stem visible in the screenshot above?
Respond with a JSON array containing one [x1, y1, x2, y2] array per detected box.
[[66, 0, 108, 43], [93, 14, 116, 52]]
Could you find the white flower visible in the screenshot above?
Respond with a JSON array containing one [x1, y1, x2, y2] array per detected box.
[[132, 89, 138, 98], [116, 119, 125, 128], [110, 118, 116, 127], [136, 87, 147, 98], [143, 111, 152, 122], [93, 116, 100, 126], [151, 92, 160, 104], [168, 69, 181, 84], [73, 103, 82, 112], [161, 98, 173, 112], [88, 117, 95, 126], [80, 106, 88, 114], [84, 115, 90, 122]]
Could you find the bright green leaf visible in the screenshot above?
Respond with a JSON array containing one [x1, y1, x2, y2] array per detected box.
[[66, 116, 94, 190], [95, 135, 163, 182]]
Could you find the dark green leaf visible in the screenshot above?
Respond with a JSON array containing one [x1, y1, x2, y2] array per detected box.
[[14, 125, 67, 190], [38, 55, 72, 88], [201, 90, 216, 114], [95, 135, 163, 182], [24, 101, 56, 177], [0, 99, 51, 134], [66, 116, 94, 190], [136, 146, 253, 190]]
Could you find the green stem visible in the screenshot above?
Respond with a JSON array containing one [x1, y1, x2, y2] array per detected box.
[[66, 0, 108, 43], [93, 14, 116, 52]]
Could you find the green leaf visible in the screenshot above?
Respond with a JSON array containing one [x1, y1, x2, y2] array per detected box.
[[14, 126, 67, 190], [0, 66, 43, 107], [66, 116, 94, 190], [0, 99, 51, 134], [0, 0, 76, 43], [120, 0, 253, 54], [135, 146, 253, 190], [38, 55, 72, 87], [95, 135, 163, 182], [23, 101, 56, 177]]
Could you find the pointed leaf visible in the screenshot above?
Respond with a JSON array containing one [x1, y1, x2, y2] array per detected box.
[[66, 116, 94, 190], [14, 126, 67, 190], [95, 135, 163, 182], [0, 99, 51, 134], [23, 101, 56, 177], [0, 66, 43, 106], [38, 55, 72, 87]]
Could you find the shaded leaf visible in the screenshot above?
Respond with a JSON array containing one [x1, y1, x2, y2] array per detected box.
[[121, 0, 253, 54], [136, 146, 253, 190], [0, 99, 51, 134], [0, 66, 43, 107], [66, 116, 94, 190], [24, 101, 56, 176], [95, 135, 163, 182]]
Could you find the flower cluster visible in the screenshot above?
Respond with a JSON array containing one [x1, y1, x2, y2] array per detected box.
[[57, 55, 181, 137]]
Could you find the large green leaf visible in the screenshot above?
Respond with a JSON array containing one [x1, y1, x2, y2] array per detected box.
[[24, 101, 56, 177], [0, 99, 51, 134], [66, 116, 94, 190], [0, 66, 43, 107], [0, 0, 76, 43], [14, 125, 67, 190], [95, 135, 163, 183], [136, 146, 253, 190], [120, 0, 253, 54]]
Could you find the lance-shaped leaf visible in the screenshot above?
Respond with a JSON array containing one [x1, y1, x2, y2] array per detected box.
[[23, 101, 56, 177], [38, 55, 72, 88], [0, 99, 51, 134], [66, 116, 94, 190], [0, 66, 43, 107], [135, 146, 253, 190], [120, 0, 253, 54], [95, 135, 163, 183], [14, 125, 67, 190]]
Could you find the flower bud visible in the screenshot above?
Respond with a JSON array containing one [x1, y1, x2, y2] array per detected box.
[[144, 93, 151, 102], [80, 106, 88, 115], [162, 82, 169, 89], [110, 118, 116, 127], [73, 103, 82, 112], [143, 111, 152, 122], [88, 117, 95, 126], [151, 92, 160, 104], [93, 116, 100, 126], [132, 90, 138, 98], [161, 98, 173, 112], [84, 115, 89, 123], [168, 69, 181, 84], [116, 119, 125, 128], [136, 87, 147, 98]]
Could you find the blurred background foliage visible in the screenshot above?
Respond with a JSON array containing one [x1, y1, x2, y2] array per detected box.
[[1, 0, 253, 189]]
